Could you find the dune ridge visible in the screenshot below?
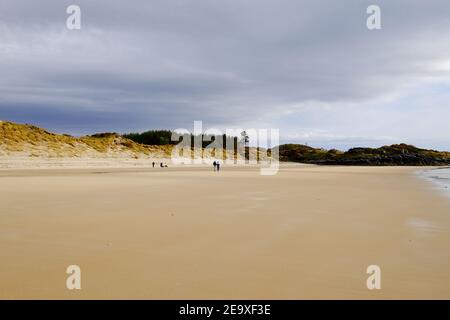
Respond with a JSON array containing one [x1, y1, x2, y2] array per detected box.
[[0, 121, 269, 169], [0, 120, 172, 159]]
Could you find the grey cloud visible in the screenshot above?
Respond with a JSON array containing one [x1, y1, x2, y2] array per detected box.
[[1, 0, 450, 149]]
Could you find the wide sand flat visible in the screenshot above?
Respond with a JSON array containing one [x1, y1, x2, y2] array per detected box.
[[0, 164, 450, 299]]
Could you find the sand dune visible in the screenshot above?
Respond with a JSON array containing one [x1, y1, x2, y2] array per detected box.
[[0, 121, 270, 170], [1, 164, 450, 299]]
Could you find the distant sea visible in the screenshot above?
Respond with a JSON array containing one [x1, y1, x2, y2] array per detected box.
[[419, 167, 450, 198]]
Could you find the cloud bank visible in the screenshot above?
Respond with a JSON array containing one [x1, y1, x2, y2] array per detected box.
[[1, 0, 450, 149]]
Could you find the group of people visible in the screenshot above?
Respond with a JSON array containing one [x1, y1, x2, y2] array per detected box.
[[152, 162, 168, 168]]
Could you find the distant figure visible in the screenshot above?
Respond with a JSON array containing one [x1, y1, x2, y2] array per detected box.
[[216, 161, 220, 172], [213, 161, 217, 171], [152, 162, 155, 168], [160, 162, 163, 168]]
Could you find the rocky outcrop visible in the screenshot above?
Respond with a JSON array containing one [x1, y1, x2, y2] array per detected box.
[[276, 143, 450, 166]]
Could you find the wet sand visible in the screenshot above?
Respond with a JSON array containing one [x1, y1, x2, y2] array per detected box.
[[0, 164, 450, 299]]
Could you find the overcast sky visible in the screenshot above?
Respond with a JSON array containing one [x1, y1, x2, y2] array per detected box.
[[1, 0, 450, 150]]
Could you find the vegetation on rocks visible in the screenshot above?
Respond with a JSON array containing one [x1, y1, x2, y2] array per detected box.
[[276, 143, 450, 165]]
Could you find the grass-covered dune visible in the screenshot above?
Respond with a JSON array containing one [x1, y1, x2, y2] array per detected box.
[[0, 120, 264, 160], [0, 120, 172, 158], [276, 143, 450, 166]]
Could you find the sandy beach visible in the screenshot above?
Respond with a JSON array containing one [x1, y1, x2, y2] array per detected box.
[[1, 164, 450, 299]]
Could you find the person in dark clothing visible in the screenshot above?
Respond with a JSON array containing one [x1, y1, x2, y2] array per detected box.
[[216, 161, 220, 171], [213, 161, 217, 171], [152, 162, 155, 168], [160, 162, 163, 168]]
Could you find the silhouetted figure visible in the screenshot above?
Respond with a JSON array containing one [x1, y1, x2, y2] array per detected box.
[[152, 162, 155, 168], [160, 162, 163, 168], [216, 161, 220, 171], [213, 161, 217, 171]]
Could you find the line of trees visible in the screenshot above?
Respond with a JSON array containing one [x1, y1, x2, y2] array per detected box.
[[123, 130, 250, 150], [123, 130, 175, 145]]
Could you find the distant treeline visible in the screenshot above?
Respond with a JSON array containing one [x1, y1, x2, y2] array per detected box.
[[123, 130, 174, 145], [123, 130, 244, 149]]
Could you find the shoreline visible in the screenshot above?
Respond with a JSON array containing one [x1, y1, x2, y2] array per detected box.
[[415, 166, 450, 200]]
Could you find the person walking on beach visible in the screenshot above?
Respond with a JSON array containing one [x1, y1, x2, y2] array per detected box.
[[152, 161, 155, 168], [216, 161, 220, 172], [213, 161, 217, 171]]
